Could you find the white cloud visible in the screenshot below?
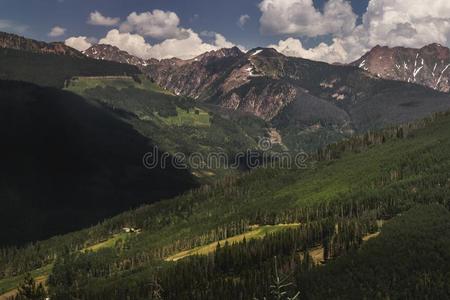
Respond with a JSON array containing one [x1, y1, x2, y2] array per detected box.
[[214, 33, 235, 49], [360, 0, 450, 48], [64, 36, 92, 52], [119, 10, 182, 39], [238, 14, 250, 29], [99, 29, 153, 58], [88, 11, 120, 26], [48, 26, 66, 37], [92, 9, 238, 60], [148, 29, 221, 59], [64, 10, 237, 60], [259, 0, 357, 37], [98, 29, 237, 60], [265, 0, 450, 63], [269, 37, 349, 63]]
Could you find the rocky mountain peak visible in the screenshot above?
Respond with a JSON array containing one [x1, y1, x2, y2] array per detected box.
[[192, 46, 244, 62], [352, 44, 450, 92], [83, 44, 150, 68]]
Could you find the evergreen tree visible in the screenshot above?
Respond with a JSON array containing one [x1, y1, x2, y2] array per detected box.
[[255, 257, 300, 300], [16, 273, 47, 300]]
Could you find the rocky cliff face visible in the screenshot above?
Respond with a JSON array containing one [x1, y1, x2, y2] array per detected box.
[[146, 48, 305, 120], [352, 44, 450, 92], [0, 31, 83, 58]]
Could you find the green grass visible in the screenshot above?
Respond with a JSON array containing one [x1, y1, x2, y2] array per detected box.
[[67, 76, 209, 128], [0, 264, 53, 296], [83, 233, 130, 252], [166, 224, 300, 261], [158, 107, 211, 127]]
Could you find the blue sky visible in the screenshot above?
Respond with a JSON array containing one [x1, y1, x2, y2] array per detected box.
[[0, 0, 369, 49], [2, 0, 445, 64]]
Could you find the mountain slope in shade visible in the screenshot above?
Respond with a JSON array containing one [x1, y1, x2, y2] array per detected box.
[[0, 47, 140, 88], [0, 31, 83, 58], [0, 80, 197, 246], [352, 44, 450, 92]]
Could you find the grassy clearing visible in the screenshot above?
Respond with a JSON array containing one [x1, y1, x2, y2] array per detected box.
[[158, 107, 211, 127], [308, 228, 383, 265], [165, 222, 383, 264], [165, 224, 300, 262], [0, 264, 53, 298], [83, 233, 130, 252]]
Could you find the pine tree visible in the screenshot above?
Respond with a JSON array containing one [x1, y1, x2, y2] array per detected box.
[[16, 273, 47, 300], [255, 257, 300, 300]]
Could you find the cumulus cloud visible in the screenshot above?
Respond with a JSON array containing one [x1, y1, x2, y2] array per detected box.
[[64, 36, 92, 51], [98, 29, 236, 60], [269, 37, 348, 63], [265, 0, 450, 63], [238, 14, 250, 29], [259, 0, 357, 37], [99, 29, 153, 58], [66, 9, 236, 60], [119, 10, 182, 39], [149, 29, 223, 59], [88, 11, 120, 26], [91, 9, 238, 60], [48, 26, 66, 37], [360, 0, 450, 48], [214, 33, 235, 48]]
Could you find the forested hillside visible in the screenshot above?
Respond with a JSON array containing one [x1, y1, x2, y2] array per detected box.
[[1, 110, 449, 299]]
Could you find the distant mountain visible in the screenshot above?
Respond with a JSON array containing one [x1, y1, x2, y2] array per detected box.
[[85, 44, 450, 150], [0, 80, 197, 246], [352, 44, 450, 92], [84, 44, 153, 68], [0, 31, 83, 58]]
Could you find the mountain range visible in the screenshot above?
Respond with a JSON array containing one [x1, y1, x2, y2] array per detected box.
[[84, 40, 450, 150], [1, 30, 450, 300], [2, 29, 450, 152]]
